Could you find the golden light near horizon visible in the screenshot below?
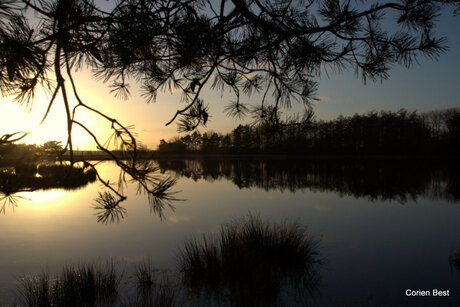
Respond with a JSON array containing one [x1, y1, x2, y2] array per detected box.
[[0, 67, 181, 150], [0, 66, 243, 151], [0, 88, 107, 150]]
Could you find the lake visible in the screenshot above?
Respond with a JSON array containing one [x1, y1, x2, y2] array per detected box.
[[1, 158, 460, 306]]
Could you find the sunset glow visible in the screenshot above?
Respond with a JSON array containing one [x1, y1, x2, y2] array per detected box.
[[0, 99, 98, 149], [1, 1, 460, 306]]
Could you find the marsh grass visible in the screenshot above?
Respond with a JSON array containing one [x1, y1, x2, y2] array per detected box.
[[125, 261, 179, 307], [135, 261, 155, 292], [18, 271, 52, 307], [15, 215, 320, 306], [18, 261, 120, 307], [178, 213, 321, 306]]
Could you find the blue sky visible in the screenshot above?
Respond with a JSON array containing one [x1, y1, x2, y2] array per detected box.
[[192, 7, 460, 148], [313, 8, 460, 119]]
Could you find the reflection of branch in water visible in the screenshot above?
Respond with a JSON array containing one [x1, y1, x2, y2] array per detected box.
[[127, 160, 183, 221], [0, 159, 181, 220], [87, 160, 182, 222], [92, 174, 182, 223], [0, 193, 30, 214], [92, 192, 127, 224], [140, 177, 182, 221]]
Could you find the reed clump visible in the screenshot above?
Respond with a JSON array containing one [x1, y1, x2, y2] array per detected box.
[[124, 261, 179, 307], [178, 213, 321, 306], [18, 261, 120, 307]]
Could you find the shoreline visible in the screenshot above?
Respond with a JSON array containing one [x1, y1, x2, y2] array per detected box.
[[1, 151, 459, 164]]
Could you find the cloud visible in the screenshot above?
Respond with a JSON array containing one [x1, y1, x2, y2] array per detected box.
[[313, 204, 330, 212], [317, 96, 330, 102], [169, 215, 191, 223]]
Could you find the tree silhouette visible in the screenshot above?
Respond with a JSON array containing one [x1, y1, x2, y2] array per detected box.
[[42, 140, 64, 162], [158, 108, 460, 155], [0, 0, 457, 206]]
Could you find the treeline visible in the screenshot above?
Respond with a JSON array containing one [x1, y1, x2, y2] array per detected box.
[[0, 140, 64, 165], [157, 108, 460, 155]]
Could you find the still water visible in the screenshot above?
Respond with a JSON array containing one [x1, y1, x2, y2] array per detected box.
[[1, 158, 460, 306]]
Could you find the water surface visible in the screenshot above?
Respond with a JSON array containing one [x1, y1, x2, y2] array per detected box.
[[1, 158, 460, 306]]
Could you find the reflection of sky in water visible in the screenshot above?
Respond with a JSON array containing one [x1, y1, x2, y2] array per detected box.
[[1, 161, 460, 305]]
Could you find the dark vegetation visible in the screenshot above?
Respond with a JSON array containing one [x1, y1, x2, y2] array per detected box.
[[0, 140, 178, 219], [0, 141, 66, 165], [18, 262, 120, 307], [1, 163, 97, 191], [16, 261, 181, 307], [178, 213, 320, 306], [0, 141, 97, 212], [0, 162, 97, 214], [128, 261, 179, 307], [16, 215, 319, 306], [157, 108, 460, 156], [157, 158, 460, 203]]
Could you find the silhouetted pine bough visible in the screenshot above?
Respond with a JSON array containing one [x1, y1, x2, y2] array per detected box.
[[18, 262, 120, 307], [178, 214, 321, 306], [158, 158, 460, 203]]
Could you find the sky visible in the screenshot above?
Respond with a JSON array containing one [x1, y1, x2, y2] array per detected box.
[[0, 2, 459, 150]]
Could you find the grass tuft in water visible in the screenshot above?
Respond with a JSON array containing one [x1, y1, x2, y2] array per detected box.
[[125, 261, 179, 307], [18, 271, 52, 307], [178, 213, 321, 306], [17, 261, 120, 307], [135, 260, 156, 295]]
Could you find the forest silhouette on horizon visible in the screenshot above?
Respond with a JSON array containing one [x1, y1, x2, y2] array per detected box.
[[157, 107, 460, 156], [1, 107, 459, 162]]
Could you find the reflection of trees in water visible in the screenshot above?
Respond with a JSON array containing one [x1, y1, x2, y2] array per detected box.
[[1, 163, 97, 192], [157, 158, 460, 203], [0, 163, 97, 214], [0, 160, 181, 224]]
